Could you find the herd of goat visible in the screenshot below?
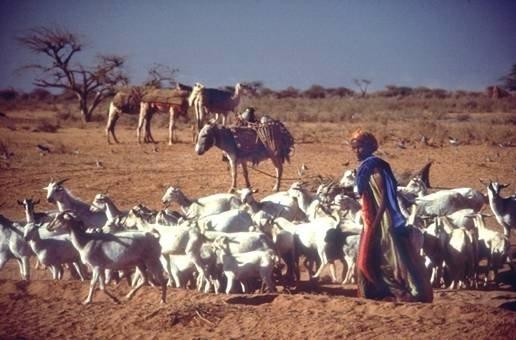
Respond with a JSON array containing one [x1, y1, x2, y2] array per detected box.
[[0, 172, 515, 304]]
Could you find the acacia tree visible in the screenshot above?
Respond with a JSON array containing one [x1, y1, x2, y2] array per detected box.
[[17, 26, 128, 122], [353, 78, 372, 97], [143, 63, 179, 88]]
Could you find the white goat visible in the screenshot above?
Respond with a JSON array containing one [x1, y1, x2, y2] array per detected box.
[[435, 216, 476, 289], [241, 187, 306, 223], [91, 193, 132, 232], [197, 207, 254, 233], [161, 186, 241, 219], [413, 190, 478, 217], [213, 236, 277, 294], [473, 214, 510, 285], [339, 169, 356, 188], [47, 211, 167, 304], [0, 214, 32, 280], [341, 233, 360, 284], [127, 209, 207, 289], [44, 179, 107, 229], [23, 222, 86, 281], [484, 180, 516, 237], [273, 215, 340, 282]]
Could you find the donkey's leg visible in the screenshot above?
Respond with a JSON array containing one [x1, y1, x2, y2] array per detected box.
[[241, 162, 251, 188], [228, 157, 238, 193], [271, 158, 283, 192]]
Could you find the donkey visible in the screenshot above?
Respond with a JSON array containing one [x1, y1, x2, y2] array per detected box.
[[195, 122, 291, 192]]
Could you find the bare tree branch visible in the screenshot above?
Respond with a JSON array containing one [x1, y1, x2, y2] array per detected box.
[[17, 26, 128, 122]]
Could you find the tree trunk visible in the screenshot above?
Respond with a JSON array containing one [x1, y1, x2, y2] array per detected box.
[[79, 98, 91, 122]]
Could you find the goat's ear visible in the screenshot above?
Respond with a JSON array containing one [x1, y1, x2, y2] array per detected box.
[[500, 183, 510, 189], [17, 200, 23, 206], [479, 178, 489, 186], [34, 199, 40, 205]]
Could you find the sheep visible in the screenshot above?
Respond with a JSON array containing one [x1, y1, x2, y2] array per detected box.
[[473, 214, 510, 286], [161, 186, 241, 219], [44, 178, 107, 229], [483, 180, 516, 238], [0, 214, 32, 280], [23, 222, 86, 281], [212, 236, 277, 294], [46, 211, 167, 304]]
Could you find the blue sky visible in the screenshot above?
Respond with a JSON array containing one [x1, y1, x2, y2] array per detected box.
[[1, 0, 515, 92]]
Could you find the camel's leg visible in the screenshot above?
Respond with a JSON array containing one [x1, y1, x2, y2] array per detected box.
[[137, 103, 147, 144], [106, 103, 121, 144], [271, 158, 283, 192], [143, 109, 154, 144], [241, 162, 251, 188], [168, 107, 175, 145]]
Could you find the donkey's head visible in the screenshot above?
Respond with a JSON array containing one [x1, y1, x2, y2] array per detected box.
[[195, 123, 216, 155]]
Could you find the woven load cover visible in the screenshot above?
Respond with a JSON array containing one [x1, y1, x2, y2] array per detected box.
[[256, 120, 294, 162], [231, 119, 294, 163], [231, 127, 262, 158], [112, 90, 141, 109], [142, 89, 189, 105]]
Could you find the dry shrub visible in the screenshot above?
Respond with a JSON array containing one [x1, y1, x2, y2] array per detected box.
[[32, 119, 59, 133], [457, 113, 471, 122], [56, 111, 80, 122]]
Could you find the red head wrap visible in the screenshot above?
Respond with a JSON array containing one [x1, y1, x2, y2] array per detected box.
[[350, 129, 378, 153]]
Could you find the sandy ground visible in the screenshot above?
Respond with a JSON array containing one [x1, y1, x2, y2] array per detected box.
[[0, 109, 515, 339]]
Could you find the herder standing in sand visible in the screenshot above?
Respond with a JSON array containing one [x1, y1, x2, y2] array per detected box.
[[351, 129, 433, 303]]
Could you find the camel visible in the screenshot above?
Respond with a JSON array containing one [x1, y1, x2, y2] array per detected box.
[[188, 83, 247, 135], [106, 84, 193, 145]]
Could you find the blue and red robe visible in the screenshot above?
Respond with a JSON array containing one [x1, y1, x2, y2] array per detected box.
[[355, 156, 433, 302]]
